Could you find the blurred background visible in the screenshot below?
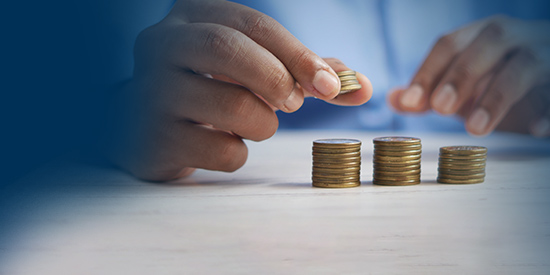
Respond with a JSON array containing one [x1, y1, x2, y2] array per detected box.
[[2, 0, 550, 185]]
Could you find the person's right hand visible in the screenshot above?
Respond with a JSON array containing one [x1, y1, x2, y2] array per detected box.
[[105, 0, 372, 181]]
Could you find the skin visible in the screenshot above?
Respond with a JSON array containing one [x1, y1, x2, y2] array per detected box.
[[388, 15, 550, 137], [105, 0, 372, 181]]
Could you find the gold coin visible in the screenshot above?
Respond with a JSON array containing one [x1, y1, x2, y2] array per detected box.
[[440, 146, 487, 155], [313, 166, 361, 173], [438, 154, 487, 160], [373, 158, 421, 165], [373, 136, 421, 145], [374, 149, 422, 156], [311, 171, 360, 179], [374, 144, 422, 151], [438, 158, 486, 165], [374, 169, 421, 176], [373, 179, 420, 186], [373, 174, 421, 181], [313, 157, 362, 164], [437, 173, 485, 180], [340, 83, 363, 92], [313, 162, 361, 168], [437, 177, 484, 184], [338, 75, 358, 81], [313, 147, 360, 153], [374, 154, 421, 162], [373, 164, 421, 171], [437, 168, 485, 175], [336, 70, 356, 77], [313, 151, 361, 157], [438, 163, 486, 170], [313, 138, 361, 148], [312, 176, 361, 183], [340, 79, 360, 86], [312, 181, 360, 188]]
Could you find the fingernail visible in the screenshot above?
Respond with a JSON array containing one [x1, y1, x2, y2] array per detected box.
[[433, 84, 457, 114], [467, 108, 490, 136], [530, 118, 550, 137], [282, 89, 302, 112], [312, 70, 339, 97], [400, 84, 424, 108]]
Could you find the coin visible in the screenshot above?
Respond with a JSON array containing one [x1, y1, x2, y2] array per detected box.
[[438, 163, 486, 170], [313, 162, 361, 168], [373, 179, 420, 186], [338, 75, 359, 81], [313, 147, 361, 154], [340, 84, 362, 93], [374, 144, 422, 151], [313, 138, 361, 147], [374, 169, 421, 176], [312, 181, 361, 188], [437, 168, 485, 175], [374, 154, 422, 162], [374, 149, 422, 156], [336, 70, 356, 77], [373, 164, 421, 172], [373, 137, 421, 145], [437, 177, 485, 184], [440, 146, 487, 155]]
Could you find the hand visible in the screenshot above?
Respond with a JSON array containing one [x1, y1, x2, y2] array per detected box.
[[388, 15, 550, 137], [105, 0, 372, 181]]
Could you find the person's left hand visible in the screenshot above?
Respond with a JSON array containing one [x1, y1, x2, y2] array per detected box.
[[388, 15, 550, 137]]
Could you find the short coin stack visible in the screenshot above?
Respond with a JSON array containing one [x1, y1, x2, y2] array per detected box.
[[372, 137, 422, 186], [312, 139, 361, 188], [337, 70, 362, 94], [437, 146, 487, 184]]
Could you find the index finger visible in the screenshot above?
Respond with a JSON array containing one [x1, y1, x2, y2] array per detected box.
[[176, 0, 341, 101]]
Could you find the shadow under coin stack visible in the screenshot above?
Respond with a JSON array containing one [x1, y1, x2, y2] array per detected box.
[[437, 146, 487, 184], [337, 70, 362, 94], [372, 137, 422, 186], [312, 139, 362, 188]]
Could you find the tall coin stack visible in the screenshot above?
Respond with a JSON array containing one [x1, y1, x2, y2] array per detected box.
[[312, 139, 362, 188], [337, 70, 362, 94], [437, 146, 487, 184], [372, 137, 422, 186]]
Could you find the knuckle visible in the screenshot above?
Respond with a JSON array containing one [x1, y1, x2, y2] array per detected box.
[[287, 48, 315, 72], [202, 28, 243, 63], [264, 67, 292, 101], [240, 13, 277, 40], [516, 45, 541, 68], [485, 85, 512, 109], [435, 34, 458, 53], [226, 91, 255, 121], [223, 91, 278, 141], [452, 62, 475, 81], [482, 17, 510, 42]]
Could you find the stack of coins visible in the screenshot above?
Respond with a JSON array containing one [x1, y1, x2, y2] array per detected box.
[[372, 137, 422, 186], [312, 139, 361, 188], [337, 70, 362, 94], [437, 146, 487, 184]]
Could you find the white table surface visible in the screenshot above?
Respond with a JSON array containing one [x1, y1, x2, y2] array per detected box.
[[1, 130, 550, 274]]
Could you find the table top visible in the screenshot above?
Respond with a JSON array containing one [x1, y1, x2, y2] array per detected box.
[[2, 131, 550, 274]]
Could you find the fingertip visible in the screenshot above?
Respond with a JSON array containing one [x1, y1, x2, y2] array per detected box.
[[387, 88, 407, 112], [312, 68, 340, 100], [465, 108, 491, 137]]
